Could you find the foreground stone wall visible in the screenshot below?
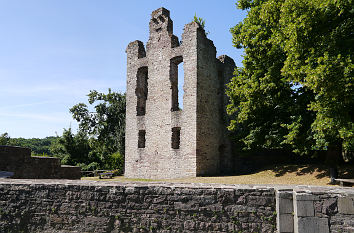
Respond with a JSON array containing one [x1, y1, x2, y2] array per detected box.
[[0, 180, 276, 232], [277, 188, 354, 233], [0, 180, 353, 232]]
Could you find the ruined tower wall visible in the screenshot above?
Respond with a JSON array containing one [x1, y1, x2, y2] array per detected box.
[[218, 55, 237, 174], [125, 8, 236, 179], [125, 9, 198, 179], [194, 27, 221, 175]]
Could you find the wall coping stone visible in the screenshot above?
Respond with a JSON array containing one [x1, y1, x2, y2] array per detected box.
[[0, 179, 353, 195]]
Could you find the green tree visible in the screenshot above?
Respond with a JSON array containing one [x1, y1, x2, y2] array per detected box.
[[228, 0, 353, 156], [0, 133, 10, 145], [50, 128, 93, 166], [68, 89, 126, 170], [9, 136, 58, 155]]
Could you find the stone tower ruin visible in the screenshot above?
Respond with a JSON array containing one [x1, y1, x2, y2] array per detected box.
[[125, 8, 236, 179]]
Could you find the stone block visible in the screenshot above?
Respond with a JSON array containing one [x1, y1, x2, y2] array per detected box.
[[278, 191, 293, 199], [278, 214, 294, 233], [296, 217, 329, 233], [338, 196, 354, 215], [294, 193, 316, 217], [321, 198, 337, 215], [295, 194, 319, 201], [295, 200, 314, 217], [280, 198, 294, 214], [277, 191, 293, 214]]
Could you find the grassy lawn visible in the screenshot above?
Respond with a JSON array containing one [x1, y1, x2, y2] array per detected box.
[[82, 164, 354, 186]]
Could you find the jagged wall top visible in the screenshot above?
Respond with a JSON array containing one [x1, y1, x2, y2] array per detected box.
[[149, 7, 173, 37]]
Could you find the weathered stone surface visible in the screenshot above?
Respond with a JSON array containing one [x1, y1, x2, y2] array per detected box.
[[338, 196, 354, 214], [278, 214, 294, 233], [0, 145, 81, 179], [294, 193, 315, 217], [296, 217, 329, 233], [1, 180, 354, 232], [277, 191, 293, 214], [277, 190, 294, 233], [322, 198, 337, 215], [295, 200, 314, 217], [0, 180, 277, 233], [124, 8, 236, 179], [294, 189, 354, 233]]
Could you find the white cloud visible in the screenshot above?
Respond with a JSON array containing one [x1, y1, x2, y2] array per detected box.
[[0, 101, 58, 110], [0, 77, 126, 98], [0, 112, 71, 123]]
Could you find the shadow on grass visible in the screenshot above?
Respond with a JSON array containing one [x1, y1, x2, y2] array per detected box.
[[270, 164, 329, 179], [256, 163, 353, 185], [339, 165, 354, 179]]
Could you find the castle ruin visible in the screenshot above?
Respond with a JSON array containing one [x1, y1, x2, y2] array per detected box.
[[125, 8, 236, 179]]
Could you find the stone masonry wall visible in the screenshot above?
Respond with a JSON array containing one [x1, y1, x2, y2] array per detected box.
[[0, 180, 276, 233], [0, 146, 81, 179], [124, 8, 236, 179], [0, 180, 353, 232], [277, 187, 354, 233]]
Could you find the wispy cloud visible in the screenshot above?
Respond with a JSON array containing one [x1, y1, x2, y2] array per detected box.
[[0, 112, 72, 123], [0, 101, 58, 110], [0, 78, 126, 97]]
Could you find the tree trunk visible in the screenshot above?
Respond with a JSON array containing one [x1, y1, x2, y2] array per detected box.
[[326, 144, 342, 184]]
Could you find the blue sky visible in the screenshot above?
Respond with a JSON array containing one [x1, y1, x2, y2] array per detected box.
[[0, 0, 246, 139]]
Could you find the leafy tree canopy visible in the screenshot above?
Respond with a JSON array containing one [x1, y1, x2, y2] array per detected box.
[[70, 89, 126, 157], [228, 0, 353, 154], [0, 133, 10, 146], [51, 89, 126, 172]]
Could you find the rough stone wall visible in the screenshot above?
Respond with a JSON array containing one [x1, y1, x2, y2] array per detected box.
[[0, 180, 353, 232], [294, 191, 354, 233], [277, 187, 354, 233], [125, 8, 236, 179], [0, 180, 276, 233], [0, 146, 81, 179]]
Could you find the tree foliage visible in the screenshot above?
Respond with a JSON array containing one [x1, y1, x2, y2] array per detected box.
[[228, 0, 353, 154], [0, 133, 10, 146], [70, 89, 126, 158], [50, 128, 92, 165], [9, 136, 58, 155], [193, 13, 209, 35], [0, 133, 58, 156], [52, 89, 126, 172]]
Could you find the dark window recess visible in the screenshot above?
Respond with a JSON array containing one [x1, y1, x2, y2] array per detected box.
[[136, 67, 148, 116], [170, 56, 183, 111], [171, 127, 181, 149], [138, 130, 146, 148]]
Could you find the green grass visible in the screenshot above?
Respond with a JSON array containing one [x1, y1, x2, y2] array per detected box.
[[82, 164, 353, 186]]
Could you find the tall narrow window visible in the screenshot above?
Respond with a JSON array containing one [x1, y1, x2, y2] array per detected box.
[[138, 130, 146, 148], [171, 127, 181, 149], [136, 67, 148, 116], [170, 57, 183, 111]]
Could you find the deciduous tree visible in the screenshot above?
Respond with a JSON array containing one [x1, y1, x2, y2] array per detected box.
[[228, 0, 353, 156]]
